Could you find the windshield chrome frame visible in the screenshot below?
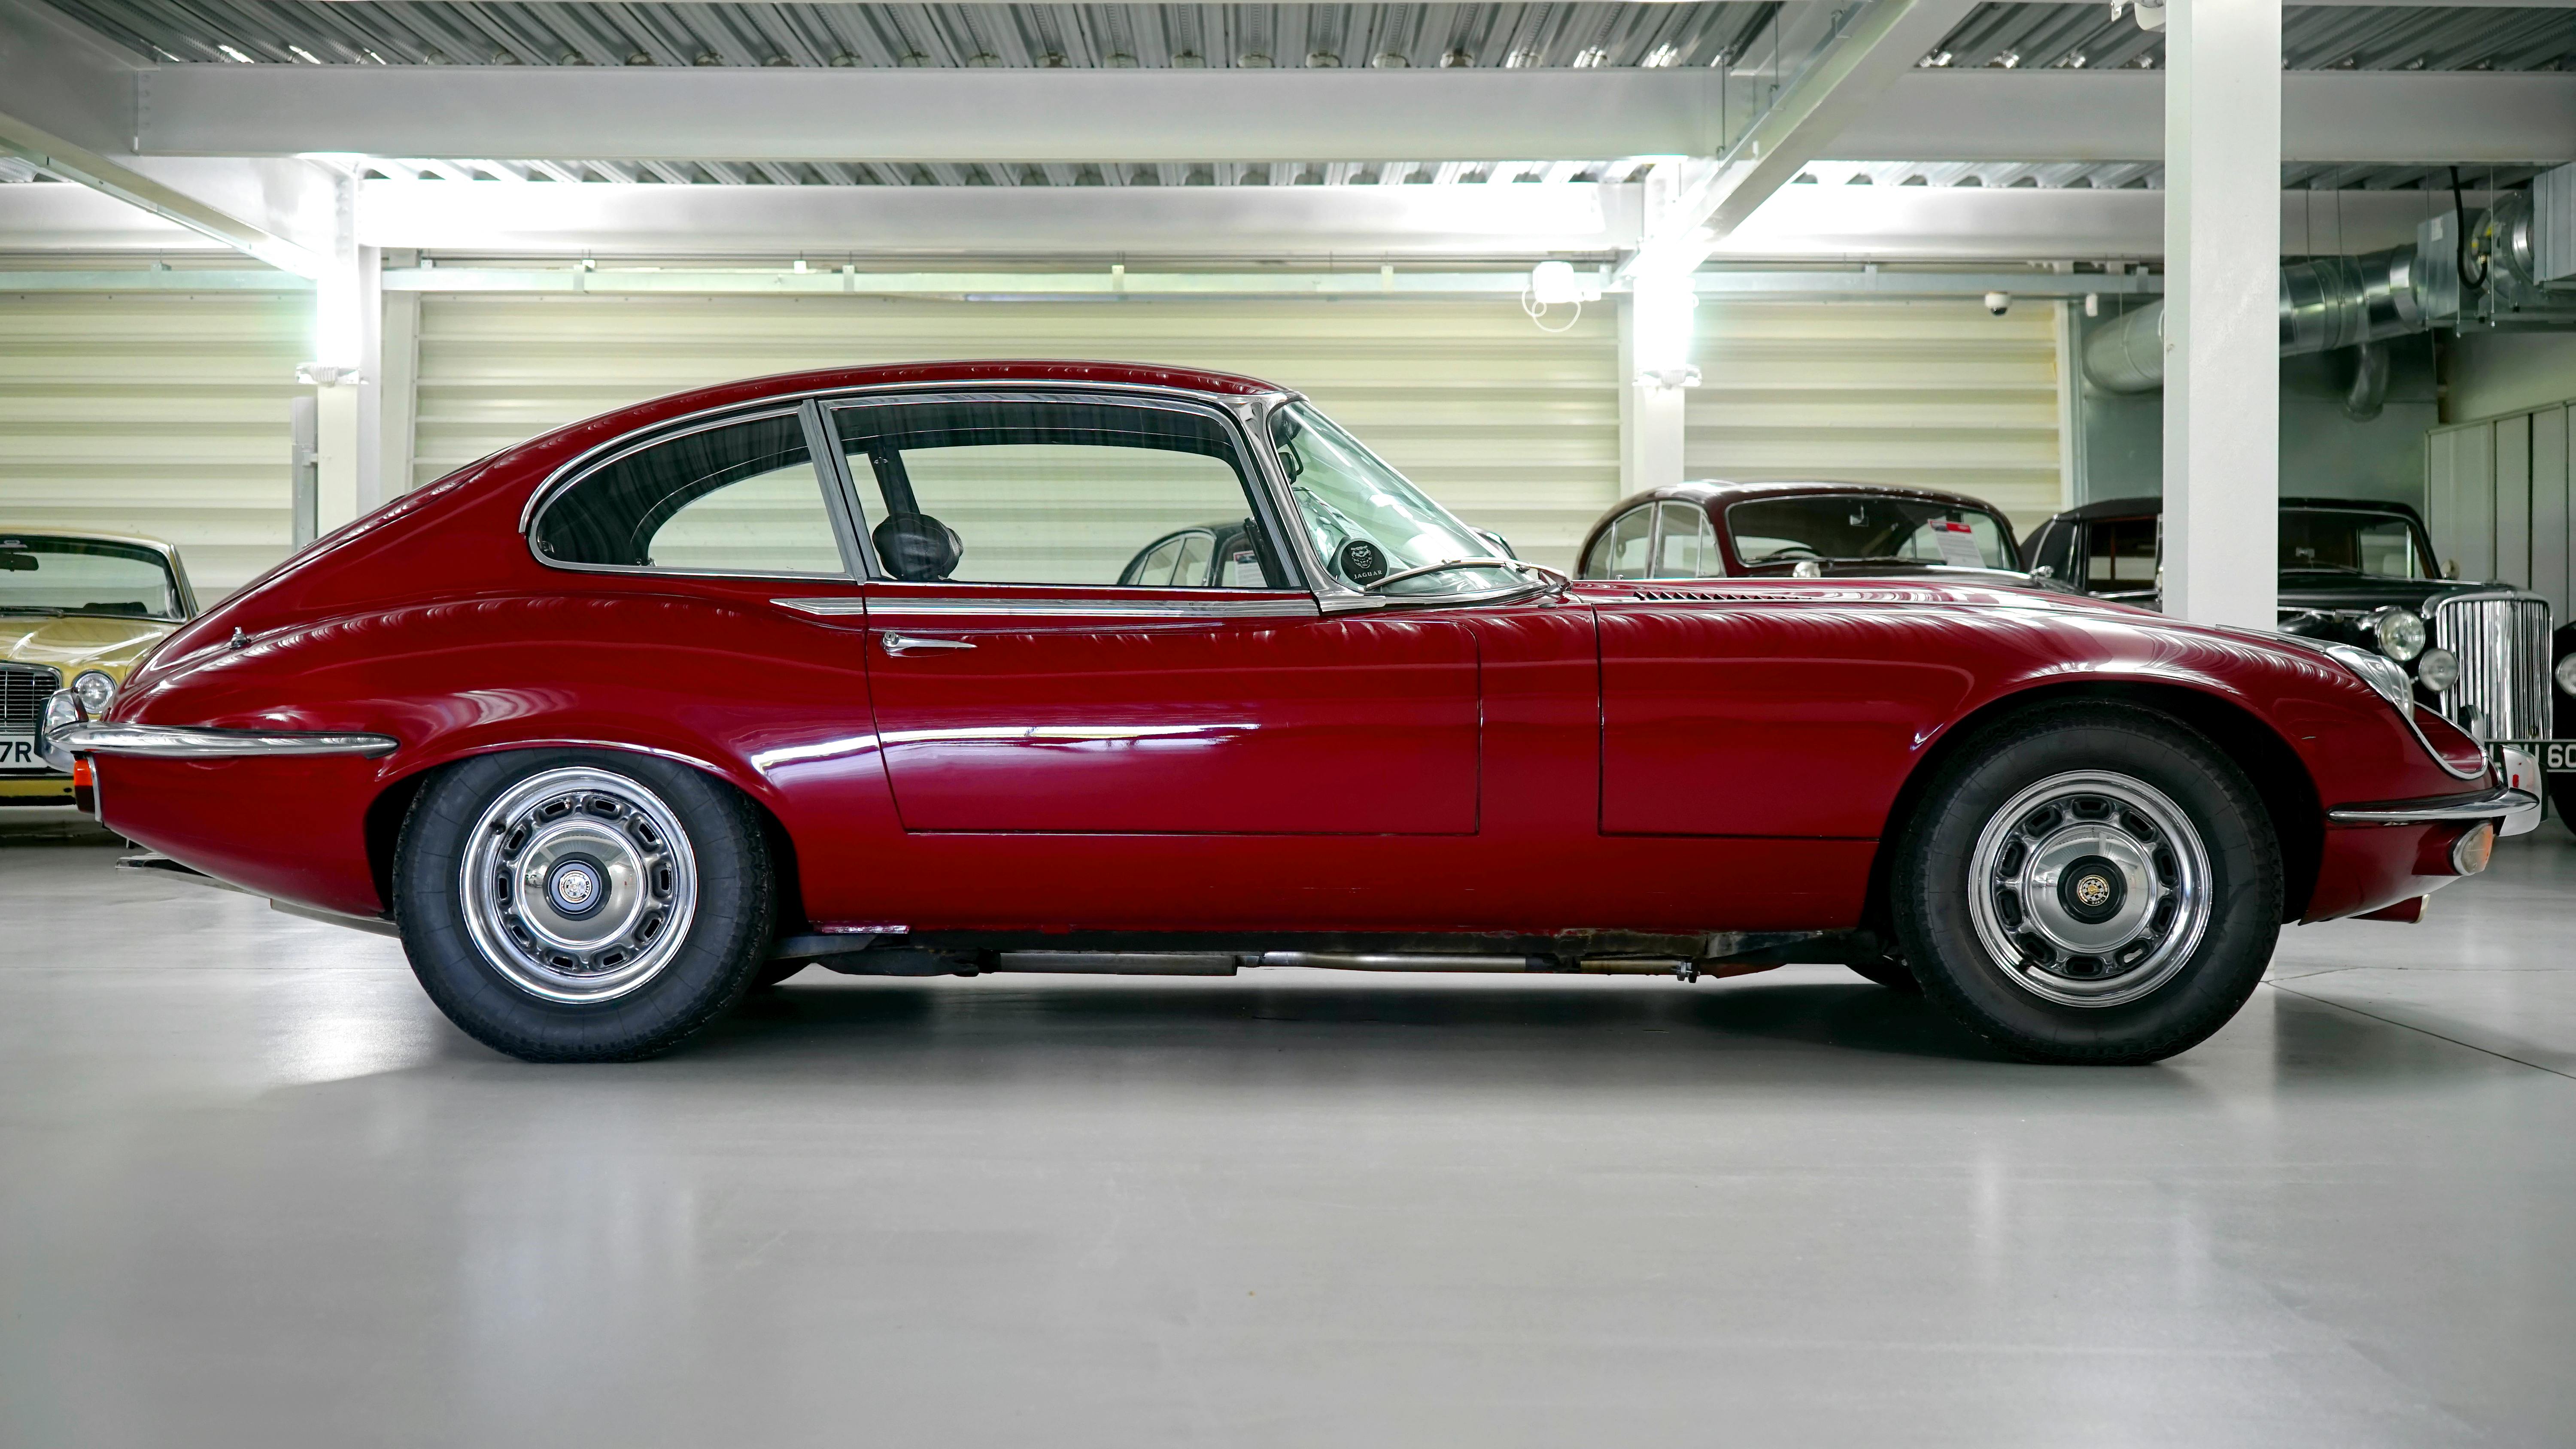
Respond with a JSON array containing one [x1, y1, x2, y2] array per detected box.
[[1243, 392, 1556, 613]]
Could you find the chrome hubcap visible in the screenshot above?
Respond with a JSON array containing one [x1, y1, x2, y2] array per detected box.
[[459, 767, 698, 1004], [1965, 770, 2212, 1007]]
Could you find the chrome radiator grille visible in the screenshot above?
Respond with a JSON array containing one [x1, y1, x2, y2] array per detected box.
[[0, 663, 62, 733], [2430, 592, 2553, 743]]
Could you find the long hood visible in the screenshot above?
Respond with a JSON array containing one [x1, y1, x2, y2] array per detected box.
[[1569, 577, 2146, 615], [0, 614, 179, 676]]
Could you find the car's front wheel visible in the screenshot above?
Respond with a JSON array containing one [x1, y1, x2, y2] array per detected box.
[[1891, 703, 2281, 1064], [393, 749, 774, 1062]]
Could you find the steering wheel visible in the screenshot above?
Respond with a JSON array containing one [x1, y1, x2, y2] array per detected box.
[[1750, 544, 1822, 564]]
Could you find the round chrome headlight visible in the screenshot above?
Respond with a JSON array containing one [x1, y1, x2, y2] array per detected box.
[[2416, 647, 2461, 694], [2557, 652, 2576, 697], [71, 670, 116, 714], [2367, 606, 2425, 662], [2325, 643, 2413, 711]]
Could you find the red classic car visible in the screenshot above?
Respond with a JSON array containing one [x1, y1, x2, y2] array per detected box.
[[1576, 479, 2044, 589], [45, 362, 2538, 1065]]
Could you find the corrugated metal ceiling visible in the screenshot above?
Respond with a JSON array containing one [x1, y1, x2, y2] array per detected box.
[[45, 1, 2576, 73], [23, 2, 2570, 193]]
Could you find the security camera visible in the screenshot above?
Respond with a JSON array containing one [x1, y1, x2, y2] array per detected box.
[[1984, 291, 2011, 316]]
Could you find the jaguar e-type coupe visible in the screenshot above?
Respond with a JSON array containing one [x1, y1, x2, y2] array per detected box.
[[44, 362, 2539, 1065]]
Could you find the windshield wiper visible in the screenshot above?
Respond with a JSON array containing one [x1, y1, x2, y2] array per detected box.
[[1366, 557, 1568, 597], [2280, 562, 2369, 575]]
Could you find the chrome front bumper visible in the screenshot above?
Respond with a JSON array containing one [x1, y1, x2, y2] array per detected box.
[[40, 687, 399, 772], [2327, 785, 2543, 837]]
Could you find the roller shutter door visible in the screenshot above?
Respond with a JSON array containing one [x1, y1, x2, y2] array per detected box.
[[0, 288, 309, 597], [1685, 301, 2065, 534], [413, 294, 1619, 571]]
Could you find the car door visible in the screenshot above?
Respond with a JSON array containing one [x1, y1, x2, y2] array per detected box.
[[824, 391, 1479, 836]]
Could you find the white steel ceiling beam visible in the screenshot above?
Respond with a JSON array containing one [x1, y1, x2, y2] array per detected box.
[[137, 67, 1729, 164], [1836, 70, 2576, 165], [125, 61, 2576, 172], [351, 178, 1648, 258], [0, 0, 331, 273], [5, 175, 2468, 264]]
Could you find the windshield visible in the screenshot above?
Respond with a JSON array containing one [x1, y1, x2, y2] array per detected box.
[[0, 536, 183, 619], [2280, 509, 2429, 579], [1268, 403, 1524, 597], [1724, 495, 2017, 571]]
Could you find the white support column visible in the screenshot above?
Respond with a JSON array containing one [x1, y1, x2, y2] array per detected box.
[[377, 248, 422, 497], [1618, 294, 1688, 495], [2162, 0, 2281, 627], [303, 168, 383, 532]]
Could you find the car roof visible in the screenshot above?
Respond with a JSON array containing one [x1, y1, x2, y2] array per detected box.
[[1639, 479, 2017, 514], [644, 359, 1284, 410], [2047, 495, 2430, 527], [0, 528, 178, 554]]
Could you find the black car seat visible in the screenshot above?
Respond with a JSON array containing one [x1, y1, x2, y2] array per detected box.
[[873, 513, 963, 582]]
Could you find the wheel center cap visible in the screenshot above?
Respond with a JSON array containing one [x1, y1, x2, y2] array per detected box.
[[547, 858, 605, 917], [2056, 852, 2127, 925]]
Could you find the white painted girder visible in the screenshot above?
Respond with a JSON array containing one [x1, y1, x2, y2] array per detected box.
[[1838, 70, 2576, 165], [138, 67, 1731, 164], [0, 0, 334, 273], [2, 176, 2472, 263], [125, 61, 2576, 170]]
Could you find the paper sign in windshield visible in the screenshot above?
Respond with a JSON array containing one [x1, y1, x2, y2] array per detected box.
[[1930, 520, 1986, 570]]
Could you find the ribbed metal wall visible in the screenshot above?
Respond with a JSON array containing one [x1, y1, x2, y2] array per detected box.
[[414, 293, 1619, 569], [0, 288, 309, 596], [2428, 402, 2571, 620], [1683, 301, 2065, 532]]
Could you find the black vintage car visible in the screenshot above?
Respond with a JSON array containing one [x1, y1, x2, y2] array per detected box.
[[2023, 496, 2565, 816]]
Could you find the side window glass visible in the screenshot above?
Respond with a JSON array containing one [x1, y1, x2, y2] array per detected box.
[[2086, 518, 2157, 589], [832, 399, 1280, 588], [1604, 506, 1652, 579], [1652, 502, 1710, 578], [534, 412, 844, 575]]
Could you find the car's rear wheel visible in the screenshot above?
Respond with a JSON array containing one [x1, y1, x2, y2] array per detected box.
[[394, 749, 773, 1062], [1890, 703, 2281, 1064]]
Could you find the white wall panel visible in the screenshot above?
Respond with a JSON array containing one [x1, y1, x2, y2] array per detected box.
[[414, 294, 1619, 572], [2532, 406, 2569, 621], [2494, 413, 2533, 591], [0, 289, 309, 596], [1682, 301, 2066, 536]]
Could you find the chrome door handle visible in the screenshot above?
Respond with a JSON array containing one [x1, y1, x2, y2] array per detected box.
[[879, 631, 976, 656]]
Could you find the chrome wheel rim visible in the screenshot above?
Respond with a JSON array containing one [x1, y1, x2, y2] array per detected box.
[[1965, 770, 2212, 1008], [458, 767, 698, 1004]]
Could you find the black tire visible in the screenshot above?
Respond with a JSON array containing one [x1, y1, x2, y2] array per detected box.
[[2548, 777, 2576, 840], [1890, 703, 2281, 1065], [393, 748, 775, 1062], [1844, 955, 1921, 993]]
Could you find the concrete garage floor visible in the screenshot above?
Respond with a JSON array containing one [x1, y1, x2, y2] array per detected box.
[[3, 815, 2572, 1449]]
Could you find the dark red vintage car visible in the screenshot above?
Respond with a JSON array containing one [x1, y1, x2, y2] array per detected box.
[[44, 362, 2538, 1065]]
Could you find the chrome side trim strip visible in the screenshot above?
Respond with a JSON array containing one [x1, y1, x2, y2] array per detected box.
[[53, 722, 400, 758], [784, 594, 1322, 620], [2327, 786, 2540, 828]]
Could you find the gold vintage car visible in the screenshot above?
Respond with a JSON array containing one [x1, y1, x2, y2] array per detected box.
[[3, 531, 198, 808]]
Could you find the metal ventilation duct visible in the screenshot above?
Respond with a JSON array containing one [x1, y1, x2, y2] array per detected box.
[[2080, 244, 2430, 394], [2083, 164, 2576, 400]]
